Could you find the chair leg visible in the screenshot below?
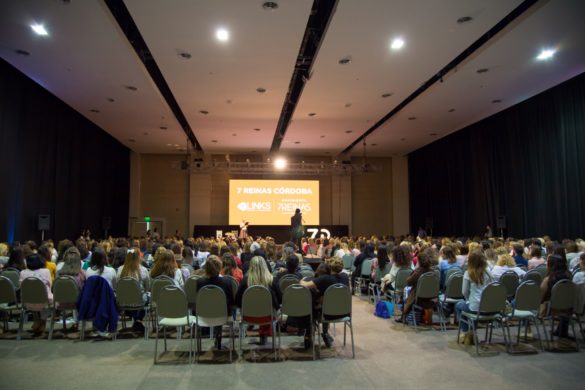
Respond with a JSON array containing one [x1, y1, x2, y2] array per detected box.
[[48, 308, 56, 341], [349, 321, 355, 358], [154, 324, 159, 364], [471, 321, 480, 356], [189, 325, 194, 364], [533, 317, 544, 352], [17, 310, 25, 341], [570, 319, 579, 352], [310, 320, 315, 361], [163, 326, 167, 352], [343, 321, 347, 346]]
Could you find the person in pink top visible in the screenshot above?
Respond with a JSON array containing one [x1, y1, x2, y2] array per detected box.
[[527, 246, 546, 270], [19, 253, 53, 335]]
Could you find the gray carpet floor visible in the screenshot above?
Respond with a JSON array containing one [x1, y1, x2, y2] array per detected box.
[[0, 296, 583, 390]]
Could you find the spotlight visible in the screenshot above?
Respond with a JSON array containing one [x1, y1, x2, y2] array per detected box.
[[274, 158, 287, 170]]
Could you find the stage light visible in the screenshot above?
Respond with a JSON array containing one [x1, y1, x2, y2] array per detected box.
[[216, 28, 230, 42], [274, 158, 287, 170], [390, 37, 404, 50], [31, 24, 48, 36], [536, 48, 555, 61]]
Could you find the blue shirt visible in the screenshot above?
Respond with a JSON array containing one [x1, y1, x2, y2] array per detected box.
[[513, 255, 528, 267]]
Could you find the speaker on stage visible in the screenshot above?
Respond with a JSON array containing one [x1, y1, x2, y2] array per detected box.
[[496, 216, 507, 230], [38, 214, 50, 231]]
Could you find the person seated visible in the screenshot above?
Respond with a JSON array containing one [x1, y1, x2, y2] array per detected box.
[[117, 249, 150, 333], [235, 256, 280, 345], [512, 243, 528, 267], [221, 253, 243, 284], [438, 245, 460, 288], [37, 244, 56, 281], [274, 255, 303, 287], [300, 257, 349, 348], [85, 249, 117, 289], [196, 255, 234, 349], [540, 255, 572, 338], [491, 254, 526, 280], [6, 246, 26, 271], [351, 244, 375, 293], [527, 246, 546, 270], [150, 249, 184, 287], [381, 245, 413, 293], [573, 253, 585, 285], [57, 247, 87, 290], [399, 248, 435, 324], [20, 253, 53, 335]]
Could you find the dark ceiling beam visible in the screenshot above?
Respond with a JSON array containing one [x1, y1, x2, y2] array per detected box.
[[103, 0, 202, 151], [270, 0, 339, 153], [341, 0, 541, 155]]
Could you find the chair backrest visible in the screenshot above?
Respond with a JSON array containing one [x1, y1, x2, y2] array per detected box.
[[1, 270, 20, 290], [281, 284, 312, 317], [374, 263, 392, 282], [534, 264, 547, 278], [549, 279, 575, 312], [342, 254, 354, 270], [21, 277, 49, 305], [241, 285, 273, 318], [184, 276, 199, 306], [300, 268, 314, 279], [322, 283, 352, 317], [157, 285, 188, 319], [196, 285, 228, 319], [444, 273, 464, 299], [513, 280, 540, 312], [415, 272, 440, 299], [500, 270, 519, 297], [445, 266, 463, 281], [53, 276, 79, 305], [279, 275, 300, 293], [478, 282, 508, 313], [0, 275, 17, 304], [116, 277, 143, 306], [523, 269, 543, 285], [151, 276, 175, 306], [223, 275, 239, 301], [360, 259, 374, 277], [395, 268, 413, 291]]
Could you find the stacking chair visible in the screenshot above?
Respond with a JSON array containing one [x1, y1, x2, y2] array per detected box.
[[317, 283, 354, 358], [542, 280, 581, 351], [405, 272, 442, 331], [534, 264, 547, 279], [195, 285, 234, 362], [444, 266, 463, 287], [1, 269, 20, 290], [278, 275, 300, 295], [523, 269, 543, 285], [505, 280, 544, 353], [154, 285, 196, 364], [457, 282, 509, 356], [354, 259, 373, 296], [0, 275, 21, 332], [500, 271, 519, 300], [149, 276, 175, 333], [239, 285, 279, 360], [279, 284, 315, 360], [48, 276, 79, 340], [18, 277, 52, 340], [368, 263, 391, 304], [184, 275, 201, 312], [223, 275, 239, 302], [441, 273, 464, 325], [116, 277, 149, 340], [341, 254, 354, 272], [388, 268, 413, 307]]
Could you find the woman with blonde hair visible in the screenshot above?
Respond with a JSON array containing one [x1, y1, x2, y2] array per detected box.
[[117, 249, 150, 332], [235, 256, 280, 345], [150, 249, 183, 287], [57, 247, 86, 289], [491, 254, 526, 280]]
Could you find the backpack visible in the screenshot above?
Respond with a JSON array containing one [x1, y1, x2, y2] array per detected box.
[[374, 300, 392, 319]]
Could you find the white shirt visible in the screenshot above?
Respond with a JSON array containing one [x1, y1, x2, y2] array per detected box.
[[491, 265, 526, 280], [463, 271, 493, 312], [85, 266, 117, 289]]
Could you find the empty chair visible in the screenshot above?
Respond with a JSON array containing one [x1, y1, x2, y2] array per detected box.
[[368, 263, 391, 304], [195, 285, 234, 362], [0, 275, 21, 332], [239, 285, 279, 360], [154, 285, 196, 364], [317, 283, 354, 358], [18, 277, 52, 340], [341, 254, 354, 272], [116, 277, 149, 339], [279, 284, 315, 360], [1, 269, 20, 290], [445, 266, 464, 284], [457, 282, 509, 356], [354, 258, 373, 296], [534, 264, 547, 279], [405, 272, 442, 331], [149, 276, 175, 332], [500, 271, 519, 299], [48, 276, 79, 340], [505, 280, 544, 353]]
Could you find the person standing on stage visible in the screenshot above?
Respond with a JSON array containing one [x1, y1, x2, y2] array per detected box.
[[291, 209, 303, 248], [239, 219, 249, 242]]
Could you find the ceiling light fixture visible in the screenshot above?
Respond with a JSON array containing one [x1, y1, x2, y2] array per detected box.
[[390, 37, 405, 50], [179, 52, 192, 59], [492, 99, 502, 103], [294, 141, 301, 144], [274, 158, 287, 170], [211, 140, 218, 143], [262, 1, 279, 11], [31, 24, 48, 36], [199, 110, 209, 115], [536, 48, 556, 61], [89, 109, 100, 113], [308, 112, 316, 117], [256, 87, 266, 93], [338, 56, 352, 65], [345, 130, 353, 134], [457, 16, 473, 24], [476, 68, 489, 74], [429, 133, 438, 136], [216, 28, 230, 42], [253, 128, 261, 132], [160, 126, 168, 130], [15, 49, 30, 56], [107, 98, 115, 102], [128, 139, 136, 143], [408, 116, 416, 120], [381, 93, 393, 98], [344, 103, 352, 108], [125, 85, 138, 91]]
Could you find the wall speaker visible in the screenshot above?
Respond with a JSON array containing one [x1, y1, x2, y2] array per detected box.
[[496, 216, 507, 230], [38, 214, 50, 231]]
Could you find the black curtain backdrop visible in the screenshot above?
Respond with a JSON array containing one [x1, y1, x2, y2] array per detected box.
[[409, 71, 585, 240], [0, 59, 130, 243]]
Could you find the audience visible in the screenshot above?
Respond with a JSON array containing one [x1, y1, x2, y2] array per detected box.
[[57, 247, 86, 289], [540, 254, 572, 338], [19, 253, 53, 335], [491, 254, 526, 280], [85, 249, 117, 288], [117, 249, 150, 332], [150, 249, 184, 287], [527, 246, 546, 270]]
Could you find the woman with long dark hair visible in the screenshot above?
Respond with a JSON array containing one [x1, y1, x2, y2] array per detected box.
[[85, 249, 117, 288], [370, 245, 390, 280], [352, 243, 376, 293], [540, 254, 572, 338]]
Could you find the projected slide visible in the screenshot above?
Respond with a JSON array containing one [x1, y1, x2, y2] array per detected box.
[[229, 180, 319, 225]]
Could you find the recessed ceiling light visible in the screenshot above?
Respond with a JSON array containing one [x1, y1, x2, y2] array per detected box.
[[216, 28, 230, 42], [31, 24, 48, 36], [89, 109, 100, 113], [107, 98, 115, 102], [492, 99, 502, 103], [400, 138, 406, 141], [262, 1, 279, 11], [476, 68, 489, 74], [408, 116, 416, 120], [294, 141, 301, 144], [457, 16, 473, 24], [536, 48, 556, 61], [179, 52, 192, 59], [320, 135, 325, 138], [125, 85, 138, 91], [160, 126, 168, 130], [344, 103, 352, 108], [256, 87, 266, 93], [226, 99, 232, 104], [429, 133, 438, 136], [211, 140, 218, 143], [448, 108, 456, 113], [345, 130, 352, 134], [166, 143, 172, 146], [253, 128, 261, 132], [325, 152, 330, 155], [143, 132, 148, 135], [128, 139, 136, 143], [232, 133, 237, 136], [174, 144, 179, 147], [390, 37, 405, 50], [381, 92, 393, 98], [308, 112, 316, 117], [338, 56, 352, 65], [15, 49, 30, 56], [199, 110, 209, 115], [371, 143, 377, 146]]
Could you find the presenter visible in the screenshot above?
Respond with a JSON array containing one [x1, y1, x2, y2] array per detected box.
[[291, 208, 304, 248], [239, 219, 249, 242]]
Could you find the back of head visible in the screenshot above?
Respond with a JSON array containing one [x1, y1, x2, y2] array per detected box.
[[467, 251, 488, 285], [25, 253, 44, 271], [417, 248, 434, 269], [38, 244, 52, 261], [513, 243, 524, 256], [204, 255, 222, 278], [530, 245, 542, 258], [150, 249, 176, 278], [286, 254, 299, 273], [441, 245, 456, 264], [61, 247, 81, 275], [90, 249, 107, 272], [497, 254, 515, 267], [326, 256, 344, 274], [248, 256, 272, 287], [392, 245, 412, 268]]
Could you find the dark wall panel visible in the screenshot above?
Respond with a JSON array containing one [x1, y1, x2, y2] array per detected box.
[[409, 72, 585, 239], [0, 59, 130, 243]]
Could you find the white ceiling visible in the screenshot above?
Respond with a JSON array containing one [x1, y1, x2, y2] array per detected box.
[[1, 0, 584, 157]]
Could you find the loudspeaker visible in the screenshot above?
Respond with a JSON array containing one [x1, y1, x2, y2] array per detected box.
[[496, 216, 507, 230], [38, 214, 50, 230], [102, 216, 112, 230]]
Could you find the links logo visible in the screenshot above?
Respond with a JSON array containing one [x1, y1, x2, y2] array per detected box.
[[237, 202, 272, 212]]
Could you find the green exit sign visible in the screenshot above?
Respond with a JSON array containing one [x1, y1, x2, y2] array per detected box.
[[144, 216, 151, 222]]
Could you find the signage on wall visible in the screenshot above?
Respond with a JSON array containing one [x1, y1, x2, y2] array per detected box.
[[306, 228, 331, 239]]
